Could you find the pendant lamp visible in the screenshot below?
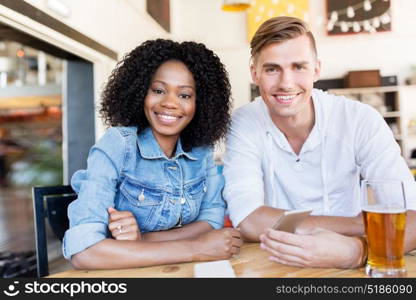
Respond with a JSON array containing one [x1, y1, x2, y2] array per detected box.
[[222, 0, 251, 12]]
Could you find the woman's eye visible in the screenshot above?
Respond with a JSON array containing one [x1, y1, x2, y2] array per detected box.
[[153, 89, 164, 94], [179, 94, 191, 99]]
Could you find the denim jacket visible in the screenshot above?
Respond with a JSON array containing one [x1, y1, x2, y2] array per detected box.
[[62, 126, 225, 259]]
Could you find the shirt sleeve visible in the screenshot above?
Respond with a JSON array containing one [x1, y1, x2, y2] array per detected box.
[[195, 149, 226, 229], [62, 127, 126, 259], [222, 109, 266, 227], [355, 105, 416, 210]]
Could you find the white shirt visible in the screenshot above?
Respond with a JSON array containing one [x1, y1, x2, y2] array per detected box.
[[223, 89, 416, 227]]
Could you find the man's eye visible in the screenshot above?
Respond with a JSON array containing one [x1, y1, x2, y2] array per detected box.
[[265, 67, 280, 74], [295, 65, 305, 70]]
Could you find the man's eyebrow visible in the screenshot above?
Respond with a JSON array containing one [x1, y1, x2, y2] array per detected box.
[[262, 63, 280, 68], [293, 61, 310, 65], [262, 61, 310, 68]]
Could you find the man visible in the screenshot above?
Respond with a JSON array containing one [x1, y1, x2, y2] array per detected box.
[[223, 16, 416, 268]]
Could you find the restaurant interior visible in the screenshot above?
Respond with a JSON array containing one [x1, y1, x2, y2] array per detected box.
[[1, 0, 416, 278]]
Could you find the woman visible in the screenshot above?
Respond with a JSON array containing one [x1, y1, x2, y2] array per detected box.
[[63, 39, 242, 269]]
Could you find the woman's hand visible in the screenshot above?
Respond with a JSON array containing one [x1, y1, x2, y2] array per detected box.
[[192, 228, 243, 261], [107, 207, 142, 241]]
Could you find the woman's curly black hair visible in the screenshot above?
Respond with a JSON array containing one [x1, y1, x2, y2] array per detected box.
[[100, 39, 232, 151]]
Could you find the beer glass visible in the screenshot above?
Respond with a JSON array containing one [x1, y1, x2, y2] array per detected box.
[[361, 180, 407, 277]]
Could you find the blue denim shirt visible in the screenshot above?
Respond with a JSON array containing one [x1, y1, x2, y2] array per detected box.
[[62, 126, 225, 259]]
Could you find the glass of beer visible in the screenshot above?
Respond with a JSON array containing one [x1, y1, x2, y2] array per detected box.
[[361, 180, 407, 277]]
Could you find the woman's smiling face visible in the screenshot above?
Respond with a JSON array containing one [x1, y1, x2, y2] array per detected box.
[[144, 60, 196, 144]]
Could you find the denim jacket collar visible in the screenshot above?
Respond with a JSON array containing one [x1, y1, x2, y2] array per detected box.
[[137, 127, 197, 160]]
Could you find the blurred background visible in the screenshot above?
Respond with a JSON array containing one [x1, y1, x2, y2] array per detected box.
[[1, 0, 416, 276]]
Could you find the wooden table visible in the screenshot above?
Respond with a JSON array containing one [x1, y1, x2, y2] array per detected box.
[[49, 243, 416, 278]]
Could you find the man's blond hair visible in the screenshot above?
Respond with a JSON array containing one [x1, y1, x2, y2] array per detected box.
[[250, 16, 317, 61]]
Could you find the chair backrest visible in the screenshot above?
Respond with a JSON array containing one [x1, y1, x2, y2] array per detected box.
[[32, 185, 76, 277]]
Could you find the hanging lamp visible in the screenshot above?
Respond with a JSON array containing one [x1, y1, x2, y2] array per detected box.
[[222, 0, 251, 12]]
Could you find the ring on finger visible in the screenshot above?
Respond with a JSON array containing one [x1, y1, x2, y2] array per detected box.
[[117, 224, 124, 233]]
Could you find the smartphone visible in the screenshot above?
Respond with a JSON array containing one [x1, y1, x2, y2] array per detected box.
[[271, 209, 313, 233]]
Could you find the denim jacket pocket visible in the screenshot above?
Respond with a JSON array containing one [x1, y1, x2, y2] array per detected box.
[[184, 177, 206, 217], [118, 176, 166, 232]]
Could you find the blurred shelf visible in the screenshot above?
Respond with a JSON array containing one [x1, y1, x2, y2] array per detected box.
[[0, 95, 61, 109], [0, 84, 61, 97], [328, 86, 401, 94], [0, 84, 61, 109], [383, 111, 401, 118]]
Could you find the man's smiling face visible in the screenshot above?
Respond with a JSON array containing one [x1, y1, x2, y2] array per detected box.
[[251, 34, 321, 122]]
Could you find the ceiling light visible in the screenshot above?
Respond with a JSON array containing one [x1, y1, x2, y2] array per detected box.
[[222, 0, 251, 12]]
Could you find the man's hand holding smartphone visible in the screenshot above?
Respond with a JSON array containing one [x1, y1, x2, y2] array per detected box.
[[271, 209, 312, 233]]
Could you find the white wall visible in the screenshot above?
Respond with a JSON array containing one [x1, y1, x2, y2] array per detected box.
[[25, 0, 170, 56]]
